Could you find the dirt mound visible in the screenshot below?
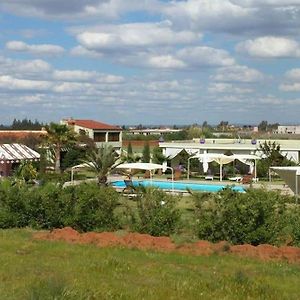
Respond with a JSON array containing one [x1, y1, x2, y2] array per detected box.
[[34, 227, 300, 264]]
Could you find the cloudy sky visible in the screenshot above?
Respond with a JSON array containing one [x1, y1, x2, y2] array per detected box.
[[1, 0, 300, 125]]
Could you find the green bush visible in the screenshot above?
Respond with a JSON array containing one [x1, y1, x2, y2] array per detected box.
[[131, 188, 181, 236], [0, 181, 121, 232], [192, 188, 300, 246], [64, 183, 120, 232], [0, 180, 30, 228]]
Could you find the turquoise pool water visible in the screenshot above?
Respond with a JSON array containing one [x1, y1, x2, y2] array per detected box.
[[112, 180, 245, 193]]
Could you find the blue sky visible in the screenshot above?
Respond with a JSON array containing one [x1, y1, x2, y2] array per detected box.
[[1, 0, 300, 125]]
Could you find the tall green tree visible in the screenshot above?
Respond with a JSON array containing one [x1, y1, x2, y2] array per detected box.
[[257, 141, 295, 177], [127, 142, 133, 158], [44, 123, 77, 173], [83, 145, 119, 185], [152, 146, 167, 164], [142, 142, 150, 163]]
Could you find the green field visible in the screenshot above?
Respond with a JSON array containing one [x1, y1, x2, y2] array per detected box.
[[1, 229, 300, 299]]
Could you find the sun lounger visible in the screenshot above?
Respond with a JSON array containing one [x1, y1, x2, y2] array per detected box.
[[205, 175, 214, 180], [228, 176, 242, 182]]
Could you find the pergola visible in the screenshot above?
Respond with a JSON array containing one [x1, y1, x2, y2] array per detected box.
[[187, 153, 261, 181]]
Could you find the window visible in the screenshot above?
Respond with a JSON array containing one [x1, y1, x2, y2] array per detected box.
[[108, 132, 120, 141], [94, 132, 106, 142]]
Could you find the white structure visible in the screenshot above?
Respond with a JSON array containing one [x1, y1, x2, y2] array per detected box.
[[159, 138, 300, 164], [62, 119, 122, 150], [270, 166, 300, 200], [277, 125, 300, 134], [128, 128, 182, 136], [0, 143, 40, 176]]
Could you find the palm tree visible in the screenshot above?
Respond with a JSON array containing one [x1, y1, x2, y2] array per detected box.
[[44, 123, 77, 173], [83, 145, 119, 186]]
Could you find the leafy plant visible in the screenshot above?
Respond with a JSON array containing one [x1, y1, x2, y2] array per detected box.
[[191, 188, 300, 246], [82, 145, 119, 186], [131, 187, 181, 236]]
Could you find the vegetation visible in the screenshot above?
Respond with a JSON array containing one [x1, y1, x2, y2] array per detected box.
[[1, 229, 300, 299], [82, 145, 119, 185], [0, 118, 45, 130], [191, 188, 300, 246], [256, 141, 295, 177], [152, 146, 167, 164], [142, 142, 150, 163], [0, 181, 120, 232], [43, 123, 77, 173], [129, 188, 181, 236]]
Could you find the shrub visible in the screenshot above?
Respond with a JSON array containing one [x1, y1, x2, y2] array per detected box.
[[0, 181, 121, 232], [64, 183, 120, 232], [0, 180, 30, 228], [192, 188, 300, 246], [26, 183, 66, 229], [131, 188, 181, 236]]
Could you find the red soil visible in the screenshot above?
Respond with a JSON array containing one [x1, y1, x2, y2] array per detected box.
[[34, 227, 300, 264]]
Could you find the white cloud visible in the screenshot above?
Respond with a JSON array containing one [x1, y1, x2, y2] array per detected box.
[[208, 83, 253, 94], [0, 75, 52, 91], [231, 0, 300, 7], [0, 0, 162, 20], [284, 68, 300, 81], [236, 36, 300, 58], [76, 22, 200, 51], [0, 56, 52, 79], [177, 46, 235, 67], [53, 70, 124, 83], [279, 83, 300, 91], [70, 45, 103, 58], [148, 55, 186, 69], [6, 40, 65, 56], [212, 65, 264, 82]]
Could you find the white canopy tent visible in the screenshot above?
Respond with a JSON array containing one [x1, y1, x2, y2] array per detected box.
[[187, 153, 261, 181], [270, 166, 300, 201], [115, 162, 173, 180]]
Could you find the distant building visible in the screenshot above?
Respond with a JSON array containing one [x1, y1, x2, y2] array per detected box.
[[128, 128, 182, 136], [61, 119, 122, 151], [276, 125, 300, 134], [0, 130, 46, 142]]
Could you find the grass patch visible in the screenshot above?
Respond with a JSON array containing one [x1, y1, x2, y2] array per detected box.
[[1, 229, 300, 299]]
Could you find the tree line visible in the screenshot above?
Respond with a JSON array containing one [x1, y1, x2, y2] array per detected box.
[[0, 118, 45, 130]]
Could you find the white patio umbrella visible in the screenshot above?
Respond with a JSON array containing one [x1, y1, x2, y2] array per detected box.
[[232, 154, 261, 180], [188, 153, 235, 181]]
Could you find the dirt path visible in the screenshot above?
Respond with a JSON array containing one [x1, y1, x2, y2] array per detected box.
[[34, 227, 300, 264]]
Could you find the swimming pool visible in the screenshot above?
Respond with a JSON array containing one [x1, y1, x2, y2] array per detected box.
[[112, 180, 245, 193]]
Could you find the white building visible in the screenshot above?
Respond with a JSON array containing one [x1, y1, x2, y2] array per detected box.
[[277, 125, 300, 134], [159, 138, 300, 165], [62, 119, 122, 151]]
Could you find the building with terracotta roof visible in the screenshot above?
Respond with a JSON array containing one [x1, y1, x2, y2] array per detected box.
[[61, 119, 122, 150]]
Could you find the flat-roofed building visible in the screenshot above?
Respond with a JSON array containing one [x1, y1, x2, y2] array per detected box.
[[277, 125, 300, 134], [159, 138, 300, 166]]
